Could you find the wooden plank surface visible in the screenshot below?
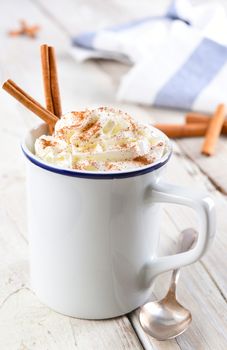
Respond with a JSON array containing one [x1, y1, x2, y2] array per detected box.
[[135, 150, 227, 349], [0, 287, 142, 350], [178, 137, 227, 194], [0, 0, 227, 349], [0, 0, 143, 349]]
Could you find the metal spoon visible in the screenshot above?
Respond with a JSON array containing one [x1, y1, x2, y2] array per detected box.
[[139, 228, 197, 340]]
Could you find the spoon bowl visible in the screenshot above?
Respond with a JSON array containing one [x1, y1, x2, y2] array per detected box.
[[139, 292, 192, 340]]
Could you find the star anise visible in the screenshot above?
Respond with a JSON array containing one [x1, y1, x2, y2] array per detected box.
[[8, 20, 40, 39]]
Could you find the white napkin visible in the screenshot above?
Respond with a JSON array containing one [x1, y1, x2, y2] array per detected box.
[[72, 0, 227, 112]]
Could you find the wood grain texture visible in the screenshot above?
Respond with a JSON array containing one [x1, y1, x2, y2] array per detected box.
[[0, 288, 142, 350], [130, 150, 227, 350], [0, 0, 227, 349], [177, 137, 227, 194], [34, 0, 171, 35], [163, 149, 227, 301], [0, 0, 142, 349]]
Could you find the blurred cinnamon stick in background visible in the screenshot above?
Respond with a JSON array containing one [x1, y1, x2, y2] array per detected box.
[[154, 123, 209, 138], [201, 104, 226, 156], [186, 112, 211, 124], [185, 112, 227, 134]]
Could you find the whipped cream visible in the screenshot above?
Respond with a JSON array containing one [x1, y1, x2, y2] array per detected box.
[[35, 107, 167, 171]]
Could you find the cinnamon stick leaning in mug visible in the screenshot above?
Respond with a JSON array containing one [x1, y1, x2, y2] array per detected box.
[[185, 112, 227, 134], [201, 103, 226, 156], [2, 79, 58, 131], [40, 44, 62, 117]]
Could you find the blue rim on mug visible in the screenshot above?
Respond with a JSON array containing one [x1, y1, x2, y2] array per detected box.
[[21, 124, 172, 180]]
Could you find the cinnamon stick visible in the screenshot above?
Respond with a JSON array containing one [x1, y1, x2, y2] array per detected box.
[[201, 103, 226, 156], [154, 123, 208, 138], [185, 112, 211, 124], [2, 79, 58, 131], [185, 112, 227, 134], [40, 44, 62, 117], [49, 46, 62, 117], [40, 45, 54, 113]]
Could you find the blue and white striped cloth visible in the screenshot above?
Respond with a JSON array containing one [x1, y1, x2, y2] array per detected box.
[[72, 0, 227, 112]]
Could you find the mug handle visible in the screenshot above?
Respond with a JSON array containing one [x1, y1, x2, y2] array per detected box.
[[144, 181, 216, 281]]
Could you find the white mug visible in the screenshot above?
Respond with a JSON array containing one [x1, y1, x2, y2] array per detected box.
[[22, 124, 215, 319]]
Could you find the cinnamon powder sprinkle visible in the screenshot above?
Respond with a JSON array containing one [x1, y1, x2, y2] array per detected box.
[[133, 156, 152, 165], [41, 139, 57, 148], [79, 121, 101, 141], [35, 107, 166, 171]]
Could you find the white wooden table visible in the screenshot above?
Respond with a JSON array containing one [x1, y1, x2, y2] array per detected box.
[[0, 1, 227, 349]]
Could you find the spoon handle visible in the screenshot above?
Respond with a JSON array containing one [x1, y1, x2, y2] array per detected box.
[[169, 228, 198, 295]]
